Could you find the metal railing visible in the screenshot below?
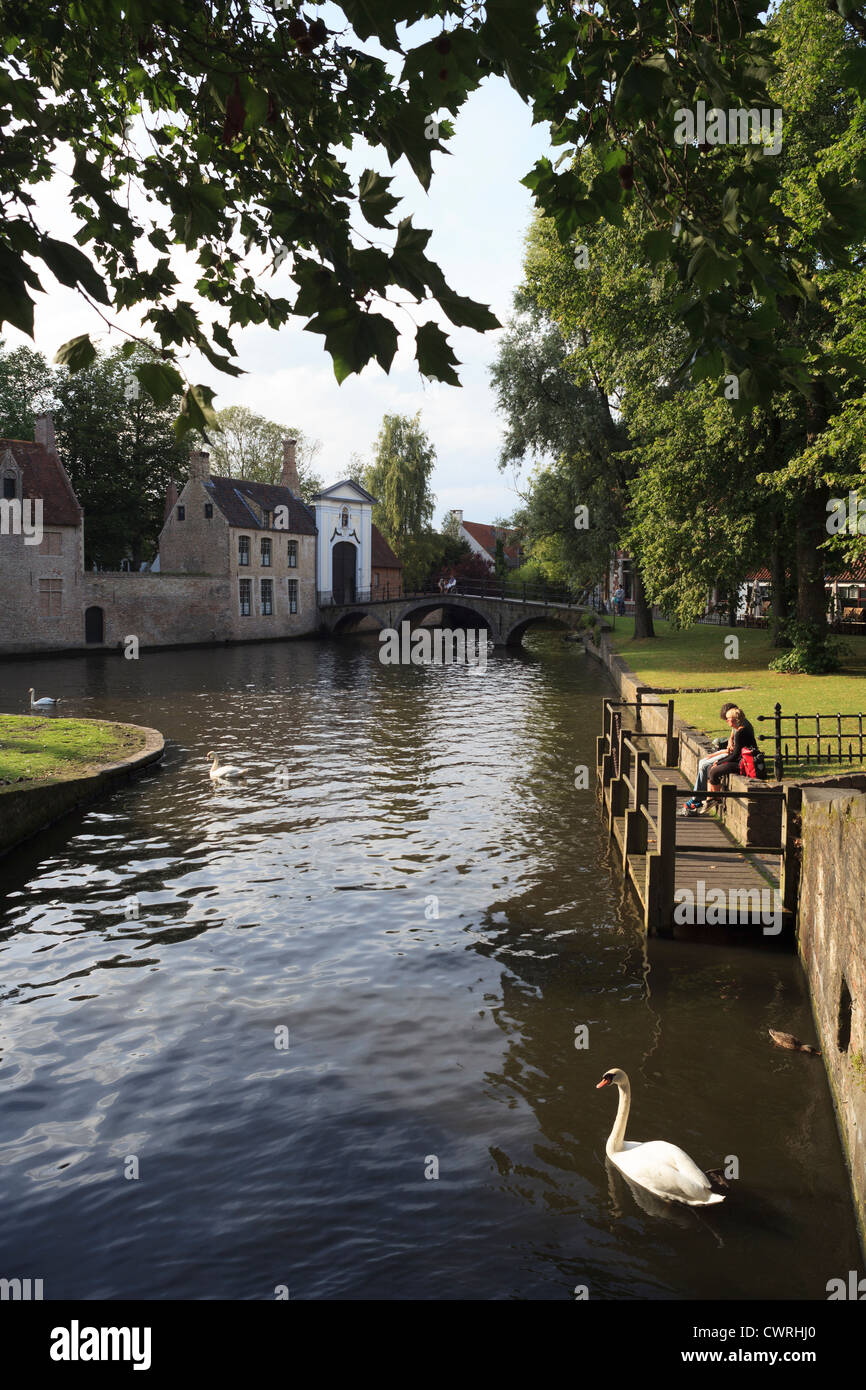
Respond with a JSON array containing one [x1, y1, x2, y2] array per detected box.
[[757, 702, 866, 779], [318, 578, 586, 609]]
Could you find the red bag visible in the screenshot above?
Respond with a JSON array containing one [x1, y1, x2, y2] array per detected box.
[[738, 748, 757, 778]]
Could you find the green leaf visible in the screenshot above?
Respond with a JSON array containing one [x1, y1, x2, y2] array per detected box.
[[54, 334, 98, 371], [358, 169, 400, 228], [135, 360, 185, 406], [175, 384, 219, 438], [40, 237, 110, 304], [416, 322, 461, 385], [721, 187, 739, 235], [436, 287, 500, 333], [644, 228, 672, 265]]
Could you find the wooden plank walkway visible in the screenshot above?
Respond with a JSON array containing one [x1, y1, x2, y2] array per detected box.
[[606, 768, 784, 932], [597, 697, 795, 933]]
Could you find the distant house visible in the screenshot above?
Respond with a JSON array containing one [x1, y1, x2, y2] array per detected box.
[[448, 510, 523, 569], [370, 526, 402, 598], [0, 416, 86, 651]]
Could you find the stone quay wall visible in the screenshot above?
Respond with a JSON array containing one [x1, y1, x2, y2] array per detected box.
[[797, 787, 866, 1250]]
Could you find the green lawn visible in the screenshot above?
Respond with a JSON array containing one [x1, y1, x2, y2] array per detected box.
[[606, 618, 866, 777], [0, 716, 147, 787]]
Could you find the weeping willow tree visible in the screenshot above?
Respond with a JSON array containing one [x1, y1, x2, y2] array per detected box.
[[365, 412, 436, 554]]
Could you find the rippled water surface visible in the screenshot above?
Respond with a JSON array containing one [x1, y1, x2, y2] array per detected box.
[[0, 634, 859, 1299]]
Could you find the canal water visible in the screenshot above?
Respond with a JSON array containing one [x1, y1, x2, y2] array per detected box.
[[0, 634, 859, 1300]]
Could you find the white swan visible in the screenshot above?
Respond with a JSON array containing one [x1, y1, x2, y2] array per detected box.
[[596, 1068, 725, 1206], [206, 750, 247, 781], [28, 687, 60, 710]]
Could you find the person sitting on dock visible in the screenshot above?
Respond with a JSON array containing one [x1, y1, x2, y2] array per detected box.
[[705, 705, 759, 806], [683, 702, 739, 815]]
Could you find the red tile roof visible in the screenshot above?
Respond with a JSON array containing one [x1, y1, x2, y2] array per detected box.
[[371, 524, 402, 569], [0, 439, 82, 527], [461, 520, 522, 566], [746, 560, 866, 583]]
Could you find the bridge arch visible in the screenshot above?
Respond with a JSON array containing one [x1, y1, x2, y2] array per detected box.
[[504, 613, 579, 647], [330, 608, 387, 635], [397, 598, 495, 635]]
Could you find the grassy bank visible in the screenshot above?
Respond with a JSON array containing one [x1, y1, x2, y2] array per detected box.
[[606, 619, 866, 776], [0, 716, 148, 787]]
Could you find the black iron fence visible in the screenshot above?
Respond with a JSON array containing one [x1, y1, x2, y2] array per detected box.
[[318, 579, 585, 608], [757, 702, 866, 778]]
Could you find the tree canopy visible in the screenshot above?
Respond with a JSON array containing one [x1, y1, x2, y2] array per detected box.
[[364, 410, 436, 550], [4, 0, 866, 432], [492, 0, 866, 652], [201, 405, 323, 500]]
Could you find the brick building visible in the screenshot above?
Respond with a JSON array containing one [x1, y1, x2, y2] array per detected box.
[[0, 422, 320, 654], [0, 416, 86, 652], [156, 440, 317, 640]]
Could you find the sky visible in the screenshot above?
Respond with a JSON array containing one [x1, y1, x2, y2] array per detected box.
[[5, 25, 557, 529]]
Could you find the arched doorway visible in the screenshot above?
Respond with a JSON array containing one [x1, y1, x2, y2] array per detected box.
[[332, 541, 357, 604], [85, 605, 104, 643]]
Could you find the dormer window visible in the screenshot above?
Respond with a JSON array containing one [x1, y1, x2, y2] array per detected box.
[[341, 507, 349, 528], [262, 509, 271, 529], [2, 475, 16, 499]]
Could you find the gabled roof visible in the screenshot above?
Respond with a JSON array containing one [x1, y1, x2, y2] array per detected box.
[[371, 524, 402, 569], [461, 520, 522, 566], [0, 439, 82, 527], [205, 476, 316, 534], [312, 479, 379, 505], [745, 561, 866, 584]]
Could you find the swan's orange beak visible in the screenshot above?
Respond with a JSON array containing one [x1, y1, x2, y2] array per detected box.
[[596, 1077, 611, 1088]]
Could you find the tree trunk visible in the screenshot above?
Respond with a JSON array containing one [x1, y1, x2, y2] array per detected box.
[[769, 530, 788, 646], [632, 564, 655, 639], [795, 490, 828, 630]]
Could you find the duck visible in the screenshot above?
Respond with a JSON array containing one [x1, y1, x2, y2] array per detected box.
[[768, 1028, 820, 1055], [206, 751, 247, 781], [28, 687, 60, 711], [596, 1068, 725, 1206]]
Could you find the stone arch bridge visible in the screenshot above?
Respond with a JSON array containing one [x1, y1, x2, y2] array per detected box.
[[318, 586, 589, 647]]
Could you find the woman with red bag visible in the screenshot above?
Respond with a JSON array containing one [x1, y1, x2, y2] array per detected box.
[[706, 706, 760, 803]]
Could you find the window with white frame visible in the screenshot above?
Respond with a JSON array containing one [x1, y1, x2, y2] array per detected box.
[[288, 578, 298, 614], [239, 578, 251, 615], [261, 578, 273, 615], [238, 535, 250, 566], [261, 537, 272, 567], [287, 539, 297, 567]]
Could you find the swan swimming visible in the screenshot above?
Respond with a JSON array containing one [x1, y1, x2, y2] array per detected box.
[[206, 751, 247, 781], [596, 1068, 725, 1207], [28, 687, 60, 710]]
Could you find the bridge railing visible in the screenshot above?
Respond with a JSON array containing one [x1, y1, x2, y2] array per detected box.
[[318, 579, 585, 608]]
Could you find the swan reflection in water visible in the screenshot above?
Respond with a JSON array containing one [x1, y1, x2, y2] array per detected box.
[[604, 1159, 726, 1246]]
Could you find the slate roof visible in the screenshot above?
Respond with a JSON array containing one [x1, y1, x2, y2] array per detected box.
[[205, 476, 317, 534], [461, 520, 522, 566], [0, 439, 82, 526], [371, 524, 402, 569]]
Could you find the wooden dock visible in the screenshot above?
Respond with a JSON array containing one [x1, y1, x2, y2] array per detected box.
[[597, 698, 797, 934]]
